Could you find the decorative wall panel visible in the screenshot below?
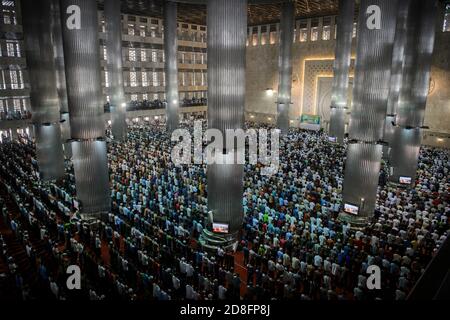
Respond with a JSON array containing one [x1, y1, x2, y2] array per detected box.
[[302, 58, 355, 115]]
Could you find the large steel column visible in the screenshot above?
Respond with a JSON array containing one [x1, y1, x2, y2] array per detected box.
[[105, 0, 127, 141], [383, 0, 410, 160], [340, 0, 399, 226], [389, 126, 421, 183], [389, 0, 438, 185], [276, 1, 294, 134], [329, 0, 355, 143], [164, 0, 180, 133], [22, 0, 64, 181], [201, 0, 247, 250], [385, 0, 418, 163], [51, 0, 72, 158], [60, 0, 110, 215]]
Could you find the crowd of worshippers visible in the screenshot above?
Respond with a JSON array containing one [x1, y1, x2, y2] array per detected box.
[[103, 97, 207, 113], [0, 110, 32, 121], [0, 119, 448, 301]]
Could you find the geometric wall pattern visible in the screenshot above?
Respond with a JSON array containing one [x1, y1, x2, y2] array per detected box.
[[301, 58, 355, 115], [317, 76, 353, 126]]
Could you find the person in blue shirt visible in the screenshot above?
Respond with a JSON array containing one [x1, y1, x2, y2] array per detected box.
[[278, 197, 284, 206], [38, 262, 48, 281], [252, 217, 258, 227], [276, 249, 283, 261], [286, 231, 292, 241], [123, 206, 130, 219]]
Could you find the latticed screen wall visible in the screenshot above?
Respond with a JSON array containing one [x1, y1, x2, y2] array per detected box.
[[301, 58, 355, 115]]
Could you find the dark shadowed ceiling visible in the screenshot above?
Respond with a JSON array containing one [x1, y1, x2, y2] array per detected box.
[[97, 0, 354, 26]]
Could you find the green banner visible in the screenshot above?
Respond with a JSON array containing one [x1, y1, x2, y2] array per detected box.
[[300, 114, 321, 125]]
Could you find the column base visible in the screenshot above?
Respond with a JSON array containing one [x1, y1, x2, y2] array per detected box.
[[199, 229, 239, 252], [79, 213, 103, 230], [382, 145, 391, 160], [338, 212, 368, 230]]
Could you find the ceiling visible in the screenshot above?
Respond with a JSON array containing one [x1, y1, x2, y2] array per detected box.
[[97, 0, 349, 26]]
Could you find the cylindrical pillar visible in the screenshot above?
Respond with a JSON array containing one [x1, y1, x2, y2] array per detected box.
[[389, 0, 438, 185], [21, 0, 65, 181], [382, 114, 395, 159], [52, 0, 69, 115], [383, 0, 414, 161], [60, 112, 72, 157], [105, 0, 127, 141], [27, 125, 35, 140], [35, 124, 65, 180], [71, 140, 110, 213], [340, 0, 399, 226], [389, 127, 421, 183], [60, 0, 110, 214], [51, 0, 72, 158], [164, 0, 180, 133], [276, 1, 295, 134], [10, 128, 19, 141], [383, 0, 410, 160], [397, 0, 438, 128], [329, 0, 355, 143], [201, 0, 247, 249]]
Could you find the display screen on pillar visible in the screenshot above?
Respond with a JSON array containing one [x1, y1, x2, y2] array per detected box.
[[328, 136, 337, 143], [343, 203, 359, 215], [399, 176, 412, 185], [212, 222, 229, 234]]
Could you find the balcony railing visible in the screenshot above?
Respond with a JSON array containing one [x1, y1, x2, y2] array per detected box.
[[0, 111, 31, 121], [104, 97, 207, 113]]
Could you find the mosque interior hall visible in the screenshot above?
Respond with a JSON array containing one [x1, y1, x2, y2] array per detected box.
[[0, 0, 449, 303]]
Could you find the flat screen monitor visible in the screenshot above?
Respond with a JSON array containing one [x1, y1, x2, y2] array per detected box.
[[328, 136, 337, 143], [344, 203, 359, 215], [399, 176, 412, 184], [212, 223, 229, 234]]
